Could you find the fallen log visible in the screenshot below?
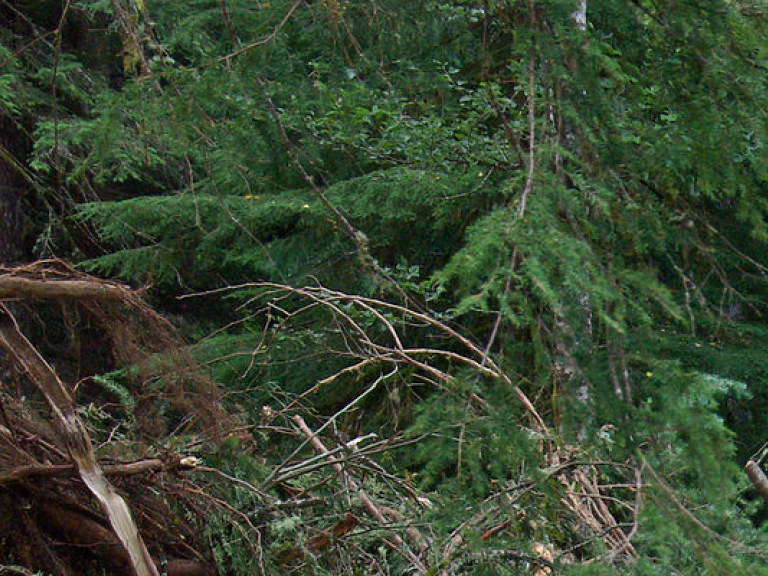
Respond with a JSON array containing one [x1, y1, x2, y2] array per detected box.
[[0, 275, 130, 301]]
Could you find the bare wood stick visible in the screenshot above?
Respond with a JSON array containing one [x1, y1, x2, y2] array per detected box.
[[0, 305, 159, 576], [292, 415, 427, 572], [0, 460, 152, 484]]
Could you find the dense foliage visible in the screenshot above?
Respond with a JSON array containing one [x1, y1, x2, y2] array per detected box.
[[5, 0, 768, 574]]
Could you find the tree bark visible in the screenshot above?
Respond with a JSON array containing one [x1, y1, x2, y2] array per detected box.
[[571, 0, 587, 30], [745, 460, 768, 503], [0, 117, 26, 264]]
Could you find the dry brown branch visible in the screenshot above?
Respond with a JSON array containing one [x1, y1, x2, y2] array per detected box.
[[306, 512, 361, 553], [480, 520, 513, 541], [605, 464, 644, 562], [0, 456, 207, 485], [559, 463, 635, 559], [0, 259, 138, 300], [287, 286, 547, 429], [0, 274, 129, 301], [183, 282, 549, 432], [0, 261, 232, 575]]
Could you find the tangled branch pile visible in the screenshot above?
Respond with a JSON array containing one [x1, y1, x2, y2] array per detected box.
[[0, 261, 229, 576], [0, 264, 654, 576]]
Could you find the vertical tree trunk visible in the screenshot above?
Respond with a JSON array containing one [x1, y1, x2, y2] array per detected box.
[[0, 117, 26, 264], [571, 0, 587, 30]]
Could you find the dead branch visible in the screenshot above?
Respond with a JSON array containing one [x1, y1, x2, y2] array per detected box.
[[0, 457, 207, 485], [556, 452, 636, 560], [0, 274, 129, 301], [184, 282, 549, 433]]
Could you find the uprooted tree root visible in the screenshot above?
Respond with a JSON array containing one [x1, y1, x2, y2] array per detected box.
[[0, 260, 241, 576]]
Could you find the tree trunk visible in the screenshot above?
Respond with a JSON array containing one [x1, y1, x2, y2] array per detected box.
[[0, 117, 25, 264]]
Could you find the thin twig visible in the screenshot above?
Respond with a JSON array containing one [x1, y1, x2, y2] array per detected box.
[[220, 0, 303, 62], [261, 368, 397, 489]]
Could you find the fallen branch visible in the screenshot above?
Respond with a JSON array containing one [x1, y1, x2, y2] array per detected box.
[[0, 275, 129, 301], [186, 283, 549, 433], [0, 457, 204, 485]]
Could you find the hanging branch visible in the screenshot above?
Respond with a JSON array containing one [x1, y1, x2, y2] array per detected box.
[[645, 459, 766, 555], [480, 0, 538, 366], [253, 81, 424, 308], [258, 79, 363, 246], [220, 0, 304, 62]]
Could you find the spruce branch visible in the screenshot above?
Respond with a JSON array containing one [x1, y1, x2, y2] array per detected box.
[[644, 458, 766, 555]]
